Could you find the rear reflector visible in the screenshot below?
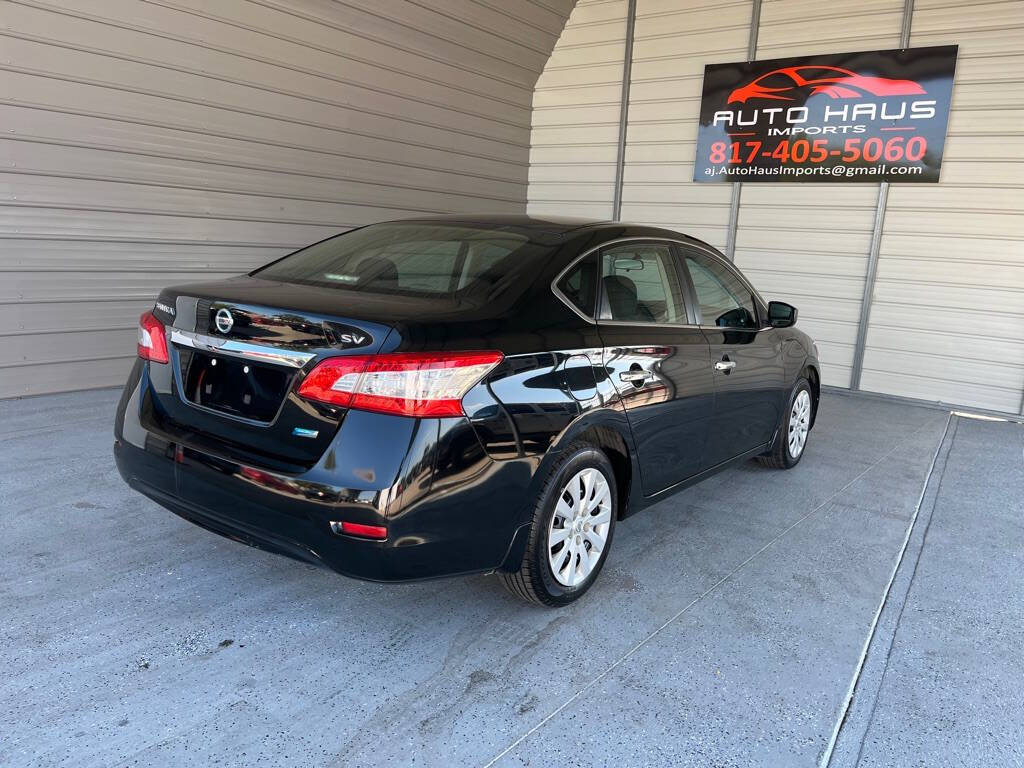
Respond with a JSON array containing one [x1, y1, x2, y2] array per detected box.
[[331, 520, 388, 540], [138, 311, 169, 364], [297, 351, 503, 417]]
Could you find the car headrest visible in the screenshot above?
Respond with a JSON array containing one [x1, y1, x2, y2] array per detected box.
[[603, 275, 639, 319], [355, 256, 399, 285]]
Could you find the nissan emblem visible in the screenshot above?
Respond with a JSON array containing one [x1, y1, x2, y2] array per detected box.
[[214, 308, 234, 334]]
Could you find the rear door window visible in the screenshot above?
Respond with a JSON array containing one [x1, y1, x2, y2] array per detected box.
[[556, 253, 598, 318], [599, 243, 686, 324]]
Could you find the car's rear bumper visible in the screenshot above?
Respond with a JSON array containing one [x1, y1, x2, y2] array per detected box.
[[113, 373, 529, 582], [115, 436, 527, 582]]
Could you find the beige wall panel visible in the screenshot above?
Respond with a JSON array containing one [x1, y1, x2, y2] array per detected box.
[[0, 207, 336, 248], [0, 240, 282, 272], [30, 0, 540, 101], [1, 358, 137, 398], [1, 0, 572, 397], [529, 0, 629, 219], [544, 43, 626, 72], [532, 83, 623, 108], [859, 368, 1021, 414], [730, 0, 906, 389], [526, 200, 620, 218], [531, 104, 623, 127], [868, 304, 1022, 343], [2, 172, 517, 225], [168, 0, 551, 86], [880, 233, 1022, 264], [534, 61, 625, 90], [560, 1, 628, 25], [2, 69, 527, 161], [2, 131, 526, 205], [860, 350, 1023, 412], [634, 30, 748, 61], [0, 105, 526, 184], [530, 123, 622, 146], [3, 4, 533, 128], [0, 299, 157, 336], [2, 270, 277, 304], [617, 0, 750, 251], [860, 0, 1024, 413], [530, 163, 619, 184], [628, 2, 754, 36]]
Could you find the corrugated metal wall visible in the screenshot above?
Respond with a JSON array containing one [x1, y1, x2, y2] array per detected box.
[[732, 0, 906, 389], [0, 0, 573, 398], [529, 0, 1024, 413], [859, 0, 1024, 413], [620, 0, 749, 250], [528, 0, 630, 218]]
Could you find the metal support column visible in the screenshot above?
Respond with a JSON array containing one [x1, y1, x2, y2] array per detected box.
[[850, 0, 915, 390], [723, 0, 761, 261], [611, 0, 637, 221]]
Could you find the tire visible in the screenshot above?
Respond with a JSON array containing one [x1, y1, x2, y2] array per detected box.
[[758, 377, 813, 469], [499, 442, 618, 607]]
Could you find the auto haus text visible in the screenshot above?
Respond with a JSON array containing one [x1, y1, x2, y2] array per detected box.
[[711, 99, 937, 136]]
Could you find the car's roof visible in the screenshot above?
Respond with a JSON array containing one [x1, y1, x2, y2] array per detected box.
[[377, 213, 612, 235], [369, 214, 722, 255]]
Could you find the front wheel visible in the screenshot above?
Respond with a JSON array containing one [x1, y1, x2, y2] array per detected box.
[[499, 443, 617, 606], [758, 377, 813, 469]]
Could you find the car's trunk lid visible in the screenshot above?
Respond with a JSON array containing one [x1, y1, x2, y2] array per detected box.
[[143, 277, 394, 469]]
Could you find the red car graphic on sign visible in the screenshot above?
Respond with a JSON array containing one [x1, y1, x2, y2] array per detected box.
[[728, 66, 926, 103]]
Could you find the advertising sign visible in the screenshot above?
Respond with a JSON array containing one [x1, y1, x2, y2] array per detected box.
[[694, 46, 958, 183]]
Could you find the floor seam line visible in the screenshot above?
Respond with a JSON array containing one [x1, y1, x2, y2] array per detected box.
[[819, 411, 955, 768], [848, 417, 959, 767], [481, 413, 948, 768]]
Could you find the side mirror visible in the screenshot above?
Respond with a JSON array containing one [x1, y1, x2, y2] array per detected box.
[[767, 301, 798, 328]]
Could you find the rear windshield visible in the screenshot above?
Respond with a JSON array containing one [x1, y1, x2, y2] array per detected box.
[[252, 223, 550, 301]]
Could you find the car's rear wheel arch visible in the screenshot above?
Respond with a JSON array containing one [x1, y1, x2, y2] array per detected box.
[[499, 441, 619, 605], [573, 424, 632, 519]]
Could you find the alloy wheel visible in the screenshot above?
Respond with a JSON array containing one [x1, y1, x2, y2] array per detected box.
[[788, 389, 811, 458], [547, 467, 613, 587]]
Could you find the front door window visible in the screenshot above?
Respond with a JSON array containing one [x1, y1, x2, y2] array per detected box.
[[684, 252, 758, 329]]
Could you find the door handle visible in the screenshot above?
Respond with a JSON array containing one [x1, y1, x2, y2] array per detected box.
[[619, 370, 653, 384], [714, 361, 737, 373]]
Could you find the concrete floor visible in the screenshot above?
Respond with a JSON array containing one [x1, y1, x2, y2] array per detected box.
[[1, 389, 1021, 767]]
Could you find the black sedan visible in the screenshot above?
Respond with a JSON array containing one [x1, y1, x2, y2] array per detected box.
[[115, 215, 819, 606]]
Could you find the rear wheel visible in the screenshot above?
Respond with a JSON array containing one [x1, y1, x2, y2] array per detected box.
[[499, 443, 617, 606], [758, 377, 813, 469]]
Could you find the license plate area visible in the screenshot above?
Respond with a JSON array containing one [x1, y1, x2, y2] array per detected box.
[[181, 349, 294, 423]]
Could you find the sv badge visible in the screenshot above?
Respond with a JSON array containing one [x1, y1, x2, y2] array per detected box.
[[325, 323, 372, 349]]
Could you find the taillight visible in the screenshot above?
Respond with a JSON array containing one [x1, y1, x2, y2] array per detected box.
[[297, 351, 503, 417], [331, 521, 388, 540], [138, 311, 169, 364]]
